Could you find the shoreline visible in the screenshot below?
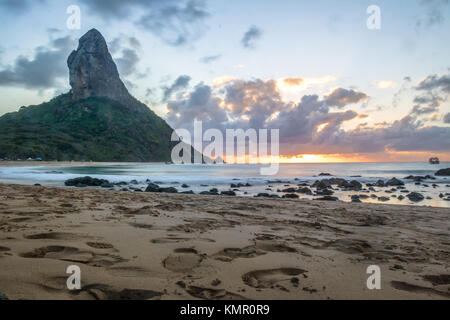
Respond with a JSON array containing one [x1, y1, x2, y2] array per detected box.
[[1, 164, 449, 207], [0, 183, 449, 300]]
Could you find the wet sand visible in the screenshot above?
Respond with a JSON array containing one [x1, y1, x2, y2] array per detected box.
[[0, 183, 449, 300]]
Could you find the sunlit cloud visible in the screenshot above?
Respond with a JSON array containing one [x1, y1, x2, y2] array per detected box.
[[376, 80, 398, 89], [213, 76, 235, 87]]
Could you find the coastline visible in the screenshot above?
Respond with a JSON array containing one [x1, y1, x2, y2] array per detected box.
[[1, 162, 449, 208], [0, 183, 448, 300]]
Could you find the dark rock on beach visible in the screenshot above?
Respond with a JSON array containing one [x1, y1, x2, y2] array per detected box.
[[375, 180, 385, 187], [283, 193, 299, 199], [407, 192, 424, 202], [221, 191, 236, 196], [145, 183, 160, 192], [256, 193, 280, 198], [315, 196, 338, 201], [385, 178, 404, 186], [316, 189, 334, 196], [65, 176, 110, 187], [435, 168, 450, 176], [297, 187, 313, 195], [159, 187, 178, 193]]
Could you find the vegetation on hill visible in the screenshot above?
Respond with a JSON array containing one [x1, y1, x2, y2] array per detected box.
[[0, 94, 176, 162]]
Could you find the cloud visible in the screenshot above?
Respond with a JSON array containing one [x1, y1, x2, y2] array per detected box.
[[213, 76, 235, 87], [79, 0, 209, 46], [416, 74, 450, 93], [107, 36, 148, 80], [200, 54, 222, 63], [377, 80, 398, 89], [444, 112, 450, 123], [411, 94, 444, 115], [128, 36, 141, 49], [392, 77, 412, 108], [0, 34, 74, 91], [162, 75, 191, 101], [166, 83, 227, 129], [416, 0, 449, 29], [324, 88, 369, 108], [411, 72, 450, 117], [165, 77, 450, 155], [116, 48, 140, 77], [241, 26, 263, 49], [0, 0, 45, 14], [281, 78, 304, 87], [137, 0, 209, 46]]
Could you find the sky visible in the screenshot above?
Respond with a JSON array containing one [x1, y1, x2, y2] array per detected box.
[[0, 0, 449, 162]]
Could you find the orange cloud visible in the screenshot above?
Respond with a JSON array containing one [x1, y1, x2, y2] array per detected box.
[[282, 77, 303, 87]]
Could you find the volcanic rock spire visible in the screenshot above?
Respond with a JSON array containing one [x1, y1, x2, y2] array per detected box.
[[67, 29, 138, 109]]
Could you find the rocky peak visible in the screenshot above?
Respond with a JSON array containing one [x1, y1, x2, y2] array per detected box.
[[68, 29, 138, 109]]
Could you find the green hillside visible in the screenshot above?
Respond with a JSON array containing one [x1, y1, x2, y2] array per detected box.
[[0, 94, 176, 162]]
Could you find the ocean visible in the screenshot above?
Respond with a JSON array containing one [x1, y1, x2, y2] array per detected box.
[[1, 162, 449, 208]]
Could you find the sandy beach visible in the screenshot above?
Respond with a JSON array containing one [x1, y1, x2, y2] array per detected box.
[[0, 183, 448, 300]]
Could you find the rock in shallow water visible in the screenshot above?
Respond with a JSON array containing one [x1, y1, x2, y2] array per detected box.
[[406, 192, 424, 202], [435, 168, 450, 176], [315, 196, 338, 201], [385, 178, 404, 186], [221, 191, 236, 196], [65, 176, 110, 187]]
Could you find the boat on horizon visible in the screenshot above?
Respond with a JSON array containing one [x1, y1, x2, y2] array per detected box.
[[429, 157, 440, 164]]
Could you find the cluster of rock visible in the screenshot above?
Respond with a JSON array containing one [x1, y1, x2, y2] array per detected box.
[[64, 176, 114, 188], [63, 170, 450, 203]]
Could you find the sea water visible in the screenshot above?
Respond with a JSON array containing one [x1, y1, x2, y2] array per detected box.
[[0, 162, 449, 208]]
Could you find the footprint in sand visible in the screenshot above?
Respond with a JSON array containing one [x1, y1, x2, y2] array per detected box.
[[20, 245, 127, 267], [129, 222, 153, 230], [124, 206, 159, 217], [422, 274, 450, 286], [174, 248, 198, 254], [242, 268, 307, 288], [86, 242, 114, 249], [254, 240, 297, 253], [77, 284, 163, 300], [151, 237, 191, 244], [326, 238, 372, 254], [391, 281, 450, 298], [151, 237, 215, 244], [214, 240, 296, 261], [106, 266, 152, 277], [163, 252, 204, 272], [24, 232, 85, 240], [185, 286, 245, 300], [155, 203, 184, 211], [214, 246, 266, 260]]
